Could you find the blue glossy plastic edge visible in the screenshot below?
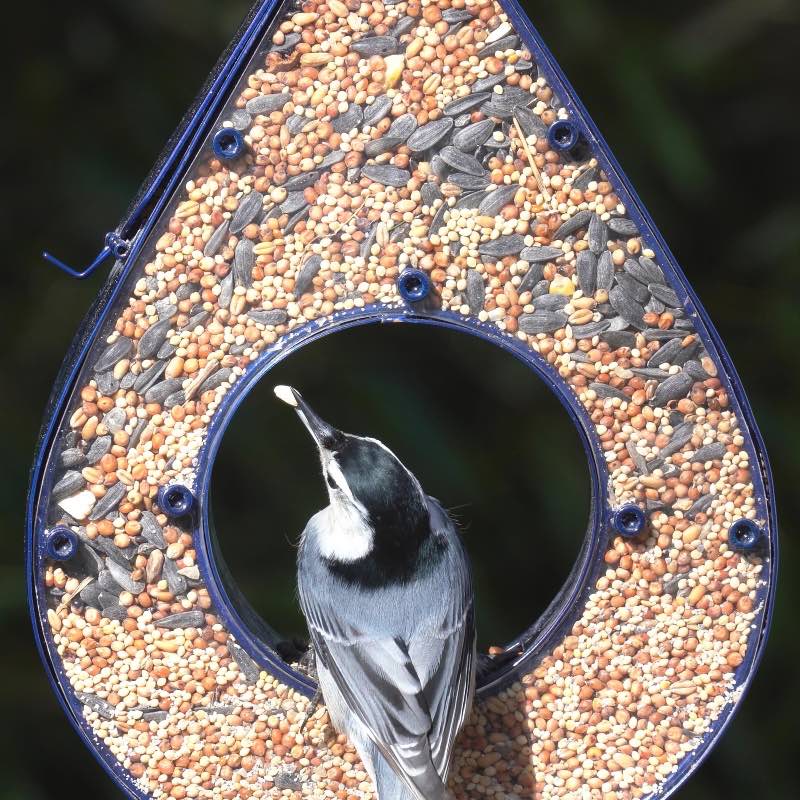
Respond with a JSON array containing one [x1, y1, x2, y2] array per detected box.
[[25, 1, 778, 798]]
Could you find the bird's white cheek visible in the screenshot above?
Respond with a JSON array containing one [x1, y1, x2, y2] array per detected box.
[[318, 501, 373, 563]]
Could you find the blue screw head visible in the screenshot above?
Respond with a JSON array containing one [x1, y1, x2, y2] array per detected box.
[[728, 519, 763, 552], [157, 484, 196, 518], [105, 233, 130, 260], [45, 526, 79, 561], [397, 268, 431, 303], [547, 119, 581, 152], [212, 127, 246, 161], [611, 504, 646, 538]]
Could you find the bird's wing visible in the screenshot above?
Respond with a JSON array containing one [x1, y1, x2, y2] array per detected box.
[[300, 499, 475, 797]]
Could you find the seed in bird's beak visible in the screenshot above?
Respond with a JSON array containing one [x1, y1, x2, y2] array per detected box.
[[273, 385, 344, 451], [274, 384, 299, 407]]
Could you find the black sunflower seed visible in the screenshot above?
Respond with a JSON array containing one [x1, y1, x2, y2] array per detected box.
[[204, 221, 230, 258], [590, 382, 627, 400], [519, 245, 561, 263], [533, 294, 568, 311], [421, 182, 443, 207], [158, 611, 205, 630], [605, 330, 637, 349], [572, 165, 599, 191], [230, 191, 263, 234], [286, 113, 309, 135], [440, 146, 485, 176], [492, 86, 535, 110], [576, 251, 597, 295], [691, 443, 726, 463], [553, 209, 592, 241], [295, 254, 322, 296], [89, 482, 126, 521], [478, 234, 526, 258], [271, 33, 300, 53], [245, 93, 289, 115], [517, 263, 544, 294], [608, 285, 646, 329], [595, 251, 614, 291], [638, 256, 665, 284], [651, 372, 693, 406], [607, 217, 639, 237], [393, 15, 417, 37], [465, 269, 485, 314], [571, 320, 610, 339], [362, 94, 393, 127], [361, 164, 411, 187], [453, 119, 496, 151], [518, 311, 568, 334], [478, 184, 517, 216], [364, 136, 404, 158], [648, 338, 684, 367], [138, 319, 172, 361], [449, 173, 490, 191], [660, 422, 695, 458], [443, 92, 491, 116], [94, 337, 133, 373], [471, 73, 506, 94], [248, 309, 288, 326], [387, 112, 418, 140], [477, 35, 519, 57], [351, 35, 399, 57], [649, 283, 680, 307], [616, 273, 650, 305], [407, 117, 453, 152], [133, 360, 166, 394], [513, 106, 548, 139], [280, 192, 308, 215], [233, 239, 255, 287], [283, 171, 320, 192], [587, 213, 607, 255], [332, 104, 364, 133]]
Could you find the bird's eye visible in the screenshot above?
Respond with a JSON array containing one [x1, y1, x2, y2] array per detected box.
[[326, 473, 337, 489]]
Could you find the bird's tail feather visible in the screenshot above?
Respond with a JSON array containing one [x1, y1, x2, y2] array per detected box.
[[362, 739, 449, 800]]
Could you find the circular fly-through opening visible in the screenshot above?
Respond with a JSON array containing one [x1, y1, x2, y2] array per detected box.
[[203, 316, 596, 693]]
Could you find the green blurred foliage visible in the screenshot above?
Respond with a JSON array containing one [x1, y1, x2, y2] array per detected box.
[[0, 1, 798, 797]]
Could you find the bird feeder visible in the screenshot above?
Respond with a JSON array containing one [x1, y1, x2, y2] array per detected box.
[[28, 1, 776, 798]]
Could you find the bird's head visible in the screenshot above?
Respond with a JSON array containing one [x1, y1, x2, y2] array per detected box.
[[274, 385, 430, 562]]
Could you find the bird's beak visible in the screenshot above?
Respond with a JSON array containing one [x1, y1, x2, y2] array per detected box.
[[274, 385, 343, 451]]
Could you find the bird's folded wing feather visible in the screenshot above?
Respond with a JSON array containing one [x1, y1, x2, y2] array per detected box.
[[300, 500, 475, 797]]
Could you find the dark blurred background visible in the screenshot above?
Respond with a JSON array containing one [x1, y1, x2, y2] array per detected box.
[[1, 1, 798, 797]]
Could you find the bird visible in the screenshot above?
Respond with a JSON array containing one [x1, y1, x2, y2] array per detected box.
[[274, 384, 476, 800]]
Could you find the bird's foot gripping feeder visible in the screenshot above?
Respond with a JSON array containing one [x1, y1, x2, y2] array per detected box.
[[28, 1, 776, 799]]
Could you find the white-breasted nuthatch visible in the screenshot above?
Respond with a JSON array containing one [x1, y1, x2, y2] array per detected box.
[[275, 385, 476, 800]]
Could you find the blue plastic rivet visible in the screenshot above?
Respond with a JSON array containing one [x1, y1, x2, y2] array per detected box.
[[397, 268, 431, 303], [547, 119, 581, 152], [45, 526, 79, 561], [212, 127, 246, 160], [157, 484, 196, 518], [611, 504, 646, 538], [728, 519, 763, 552]]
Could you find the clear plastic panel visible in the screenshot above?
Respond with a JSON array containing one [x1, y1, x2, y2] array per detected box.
[[29, 1, 774, 798]]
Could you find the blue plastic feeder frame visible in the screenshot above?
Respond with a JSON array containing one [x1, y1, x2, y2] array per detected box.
[[26, 1, 777, 799]]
